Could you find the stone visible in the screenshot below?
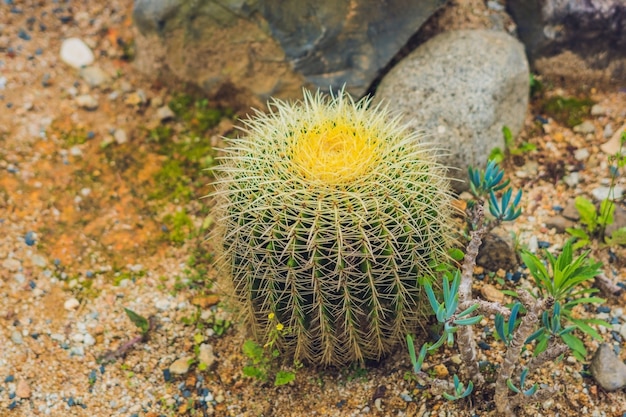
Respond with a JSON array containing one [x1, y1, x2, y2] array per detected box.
[[114, 129, 128, 145], [481, 284, 505, 303], [79, 66, 111, 88], [562, 199, 580, 221], [590, 343, 626, 391], [2, 258, 21, 272], [477, 228, 519, 271], [60, 38, 95, 69], [76, 95, 99, 110], [507, 0, 626, 86], [606, 205, 626, 237], [573, 121, 596, 135], [433, 363, 449, 378], [64, 297, 80, 311], [545, 215, 575, 233], [573, 148, 590, 161], [563, 172, 580, 188], [600, 123, 626, 155], [591, 186, 623, 202], [591, 104, 606, 116], [374, 30, 529, 190], [156, 105, 175, 121], [169, 357, 192, 375], [83, 333, 96, 346], [16, 380, 31, 399], [132, 0, 445, 105], [11, 331, 23, 345], [198, 344, 216, 368]]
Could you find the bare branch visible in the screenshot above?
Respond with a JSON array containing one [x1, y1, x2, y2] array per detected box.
[[525, 341, 569, 376], [495, 291, 554, 416], [460, 299, 511, 318]]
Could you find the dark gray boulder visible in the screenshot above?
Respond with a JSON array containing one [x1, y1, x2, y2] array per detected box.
[[132, 0, 446, 105], [507, 0, 626, 86]]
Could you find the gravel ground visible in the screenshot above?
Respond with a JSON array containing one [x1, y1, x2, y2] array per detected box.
[[1, 2, 626, 417]]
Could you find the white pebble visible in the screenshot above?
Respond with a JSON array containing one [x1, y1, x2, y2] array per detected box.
[[60, 38, 94, 69], [64, 297, 80, 311], [83, 333, 96, 346]]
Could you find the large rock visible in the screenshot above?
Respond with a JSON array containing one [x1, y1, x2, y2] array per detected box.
[[132, 0, 446, 107], [374, 30, 529, 191], [507, 0, 626, 87], [590, 343, 626, 391]]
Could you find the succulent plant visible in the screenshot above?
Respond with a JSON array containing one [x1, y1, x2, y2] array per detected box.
[[211, 90, 455, 366]]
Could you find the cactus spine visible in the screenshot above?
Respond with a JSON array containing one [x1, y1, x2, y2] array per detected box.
[[212, 90, 455, 366]]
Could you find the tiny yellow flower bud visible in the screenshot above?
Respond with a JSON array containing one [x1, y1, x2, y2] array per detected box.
[[276, 323, 284, 331], [268, 313, 275, 320]]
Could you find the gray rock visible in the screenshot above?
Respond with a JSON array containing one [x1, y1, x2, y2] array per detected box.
[[590, 343, 626, 391], [80, 66, 111, 88], [156, 105, 175, 121], [60, 38, 94, 69], [591, 104, 606, 116], [132, 0, 445, 103], [574, 148, 590, 161], [477, 228, 519, 271], [374, 30, 529, 190], [604, 123, 614, 139], [592, 186, 623, 202], [76, 95, 99, 110], [507, 0, 626, 86], [11, 331, 23, 345], [563, 172, 580, 188], [562, 199, 580, 221], [545, 215, 575, 233], [606, 205, 626, 237], [573, 121, 596, 134]]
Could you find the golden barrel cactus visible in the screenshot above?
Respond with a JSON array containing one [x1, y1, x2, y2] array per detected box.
[[212, 90, 455, 366]]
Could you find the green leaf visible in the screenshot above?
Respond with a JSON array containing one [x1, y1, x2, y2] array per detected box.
[[560, 333, 587, 357], [274, 370, 296, 386], [242, 365, 266, 380], [574, 196, 598, 233], [606, 227, 626, 246], [566, 227, 590, 240], [502, 126, 514, 148], [599, 199, 615, 227], [242, 340, 264, 362], [489, 147, 505, 164], [448, 248, 464, 261], [124, 308, 150, 334]]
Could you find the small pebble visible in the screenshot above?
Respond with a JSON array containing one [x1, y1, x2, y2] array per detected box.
[[592, 186, 623, 201], [590, 104, 606, 116], [11, 331, 23, 345], [156, 105, 175, 121], [5, 375, 15, 383], [16, 379, 31, 398], [60, 38, 94, 69], [573, 120, 596, 134], [64, 297, 80, 311], [114, 129, 128, 145], [574, 148, 590, 161], [169, 357, 192, 375], [24, 231, 36, 246], [76, 94, 98, 110]]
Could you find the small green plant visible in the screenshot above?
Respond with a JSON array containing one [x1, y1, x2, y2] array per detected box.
[[124, 308, 150, 335], [404, 160, 610, 416], [567, 130, 626, 247], [489, 126, 537, 163], [241, 313, 298, 386], [520, 241, 606, 361], [541, 95, 594, 128]]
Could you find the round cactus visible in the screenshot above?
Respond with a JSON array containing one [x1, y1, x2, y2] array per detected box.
[[212, 90, 455, 366]]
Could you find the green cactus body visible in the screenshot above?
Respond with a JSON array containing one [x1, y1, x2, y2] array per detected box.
[[212, 90, 455, 366]]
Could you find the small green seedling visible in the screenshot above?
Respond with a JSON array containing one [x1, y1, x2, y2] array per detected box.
[[443, 374, 474, 401], [506, 368, 538, 397], [124, 308, 150, 335]]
